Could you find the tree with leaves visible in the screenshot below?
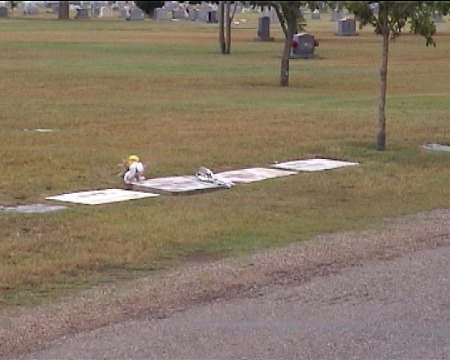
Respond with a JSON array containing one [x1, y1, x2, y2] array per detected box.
[[344, 1, 450, 151], [252, 2, 319, 87]]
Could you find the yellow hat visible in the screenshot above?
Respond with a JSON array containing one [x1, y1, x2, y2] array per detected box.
[[128, 155, 140, 162]]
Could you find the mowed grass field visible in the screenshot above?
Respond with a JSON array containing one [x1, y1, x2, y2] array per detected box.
[[1, 10, 450, 307]]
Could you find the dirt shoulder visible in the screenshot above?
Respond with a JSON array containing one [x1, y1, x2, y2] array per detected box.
[[2, 209, 450, 360]]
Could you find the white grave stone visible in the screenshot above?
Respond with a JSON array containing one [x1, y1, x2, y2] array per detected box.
[[215, 167, 297, 184], [330, 8, 343, 21], [154, 7, 166, 20], [47, 189, 159, 205], [119, 6, 130, 18], [0, 6, 8, 17], [335, 18, 359, 36], [75, 8, 89, 19], [254, 16, 274, 41], [131, 176, 228, 195], [127, 7, 144, 20], [0, 204, 67, 214], [164, 1, 178, 12], [24, 4, 40, 15], [99, 6, 111, 17], [272, 158, 359, 172], [172, 8, 186, 20], [196, 8, 209, 22], [311, 9, 320, 19], [207, 9, 218, 23], [290, 32, 317, 59], [188, 8, 196, 21], [23, 128, 58, 132], [422, 143, 450, 152], [433, 13, 445, 23], [91, 6, 100, 17]]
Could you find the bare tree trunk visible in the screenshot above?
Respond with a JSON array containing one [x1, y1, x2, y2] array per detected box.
[[280, 33, 291, 87], [225, 1, 231, 54], [276, 3, 301, 87], [218, 1, 226, 54], [377, 3, 389, 151], [280, 19, 298, 87], [58, 1, 70, 20]]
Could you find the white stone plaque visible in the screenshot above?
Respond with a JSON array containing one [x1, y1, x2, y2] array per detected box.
[[46, 189, 159, 205], [272, 158, 359, 172], [215, 167, 297, 184]]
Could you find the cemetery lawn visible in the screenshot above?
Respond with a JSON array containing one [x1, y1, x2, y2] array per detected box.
[[1, 13, 450, 308]]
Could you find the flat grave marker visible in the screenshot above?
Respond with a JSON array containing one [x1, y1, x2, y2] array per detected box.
[[272, 158, 359, 172], [215, 167, 298, 184], [422, 143, 450, 152], [47, 189, 159, 205], [0, 204, 67, 214], [131, 176, 227, 195]]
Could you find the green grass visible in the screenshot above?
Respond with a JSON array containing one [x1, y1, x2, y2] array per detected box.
[[1, 12, 450, 308]]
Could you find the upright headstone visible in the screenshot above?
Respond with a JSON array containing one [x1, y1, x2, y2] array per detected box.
[[163, 1, 177, 12], [154, 7, 166, 20], [311, 9, 320, 20], [254, 16, 274, 41], [99, 6, 111, 17], [335, 18, 359, 36], [127, 7, 145, 21], [433, 12, 445, 23], [75, 8, 89, 19], [330, 8, 343, 21], [207, 10, 217, 23], [23, 4, 40, 16], [196, 8, 208, 22], [0, 6, 8, 18], [290, 32, 317, 59], [91, 6, 101, 17], [172, 8, 186, 20], [119, 7, 130, 19], [188, 8, 196, 21]]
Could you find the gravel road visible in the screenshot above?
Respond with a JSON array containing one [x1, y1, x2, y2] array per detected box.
[[2, 209, 450, 360]]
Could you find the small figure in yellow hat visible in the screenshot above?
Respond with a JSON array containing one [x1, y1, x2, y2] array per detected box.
[[120, 155, 146, 188]]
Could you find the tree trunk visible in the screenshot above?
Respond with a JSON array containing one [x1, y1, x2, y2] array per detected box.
[[58, 1, 70, 20], [279, 32, 292, 87], [377, 3, 389, 151], [218, 1, 226, 54], [225, 1, 231, 54], [278, 3, 302, 87]]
